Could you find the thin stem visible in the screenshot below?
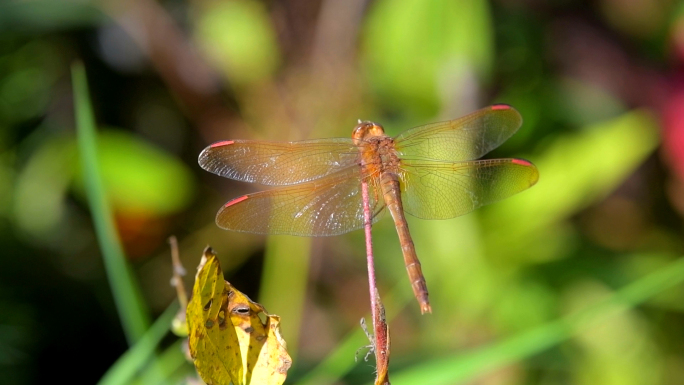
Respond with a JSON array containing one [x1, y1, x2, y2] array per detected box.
[[168, 236, 188, 309], [361, 180, 391, 385], [361, 180, 378, 321]]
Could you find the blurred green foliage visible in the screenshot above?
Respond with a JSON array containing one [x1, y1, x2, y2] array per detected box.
[[363, 0, 494, 116], [196, 0, 281, 86], [1, 1, 684, 385], [14, 130, 194, 236]]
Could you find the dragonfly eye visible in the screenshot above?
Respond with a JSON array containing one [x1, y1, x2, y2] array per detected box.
[[352, 121, 385, 143], [369, 123, 385, 136]]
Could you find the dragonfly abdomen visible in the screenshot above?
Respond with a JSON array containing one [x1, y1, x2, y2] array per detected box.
[[380, 174, 432, 314]]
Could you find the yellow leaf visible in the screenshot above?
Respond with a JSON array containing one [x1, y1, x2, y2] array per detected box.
[[187, 247, 292, 385]]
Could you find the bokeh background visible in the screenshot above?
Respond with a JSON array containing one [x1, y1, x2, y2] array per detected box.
[[2, 0, 684, 384]]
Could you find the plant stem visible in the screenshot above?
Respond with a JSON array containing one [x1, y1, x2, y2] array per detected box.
[[361, 180, 391, 385], [361, 180, 378, 324]]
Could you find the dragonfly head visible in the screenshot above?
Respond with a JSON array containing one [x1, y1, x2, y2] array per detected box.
[[352, 121, 385, 144]]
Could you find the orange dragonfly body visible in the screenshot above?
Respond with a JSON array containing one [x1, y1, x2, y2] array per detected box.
[[199, 105, 539, 313]]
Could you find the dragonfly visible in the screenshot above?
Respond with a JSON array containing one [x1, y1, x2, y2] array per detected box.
[[199, 105, 539, 314]]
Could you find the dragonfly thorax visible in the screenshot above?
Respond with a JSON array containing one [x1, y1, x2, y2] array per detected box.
[[357, 135, 400, 177]]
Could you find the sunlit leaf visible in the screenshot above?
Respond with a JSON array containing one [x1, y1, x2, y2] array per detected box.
[[187, 248, 292, 385], [74, 129, 195, 216]]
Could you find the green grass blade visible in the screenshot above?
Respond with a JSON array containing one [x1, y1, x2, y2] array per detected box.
[[259, 235, 311, 357], [97, 302, 179, 385], [132, 339, 189, 385], [387, 256, 684, 385], [72, 62, 150, 343]]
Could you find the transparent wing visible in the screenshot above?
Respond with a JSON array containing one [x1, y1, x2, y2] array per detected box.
[[215, 168, 385, 236], [399, 158, 539, 219], [199, 138, 359, 186], [395, 105, 523, 162]]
